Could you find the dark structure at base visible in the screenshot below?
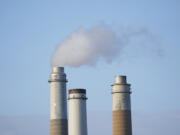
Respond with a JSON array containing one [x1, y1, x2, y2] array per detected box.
[[50, 119, 68, 135]]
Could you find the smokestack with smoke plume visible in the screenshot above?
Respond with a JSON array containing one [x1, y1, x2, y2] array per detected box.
[[51, 24, 161, 67]]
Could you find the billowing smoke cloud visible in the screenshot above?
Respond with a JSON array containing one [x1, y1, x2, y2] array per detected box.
[[51, 25, 123, 67], [51, 24, 160, 67]]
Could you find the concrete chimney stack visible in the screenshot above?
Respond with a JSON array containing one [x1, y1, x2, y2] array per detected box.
[[48, 67, 68, 135], [112, 76, 132, 135], [68, 89, 88, 135]]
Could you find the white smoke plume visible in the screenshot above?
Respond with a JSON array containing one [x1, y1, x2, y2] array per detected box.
[[51, 25, 123, 67], [51, 24, 159, 67]]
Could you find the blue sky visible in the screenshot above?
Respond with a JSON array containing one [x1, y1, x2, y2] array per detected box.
[[0, 0, 180, 134]]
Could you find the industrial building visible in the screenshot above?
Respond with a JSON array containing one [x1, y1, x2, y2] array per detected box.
[[49, 67, 132, 135]]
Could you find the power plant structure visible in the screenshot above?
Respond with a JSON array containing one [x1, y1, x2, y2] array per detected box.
[[48, 67, 132, 135], [48, 67, 68, 135], [68, 89, 88, 135], [112, 76, 132, 135]]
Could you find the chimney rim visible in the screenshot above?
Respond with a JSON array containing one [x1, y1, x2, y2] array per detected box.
[[69, 89, 86, 94], [52, 66, 64, 73]]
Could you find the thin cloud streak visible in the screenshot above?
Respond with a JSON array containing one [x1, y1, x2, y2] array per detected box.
[[0, 111, 179, 135]]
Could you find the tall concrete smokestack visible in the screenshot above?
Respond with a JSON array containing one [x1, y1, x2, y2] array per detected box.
[[112, 76, 132, 135], [48, 67, 68, 135], [68, 89, 88, 135]]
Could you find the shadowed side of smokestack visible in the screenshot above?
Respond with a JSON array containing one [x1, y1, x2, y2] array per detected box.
[[48, 67, 68, 135], [68, 89, 88, 135], [112, 76, 132, 135]]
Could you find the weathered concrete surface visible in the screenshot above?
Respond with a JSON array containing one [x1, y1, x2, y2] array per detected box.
[[113, 110, 132, 135], [50, 119, 68, 135]]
